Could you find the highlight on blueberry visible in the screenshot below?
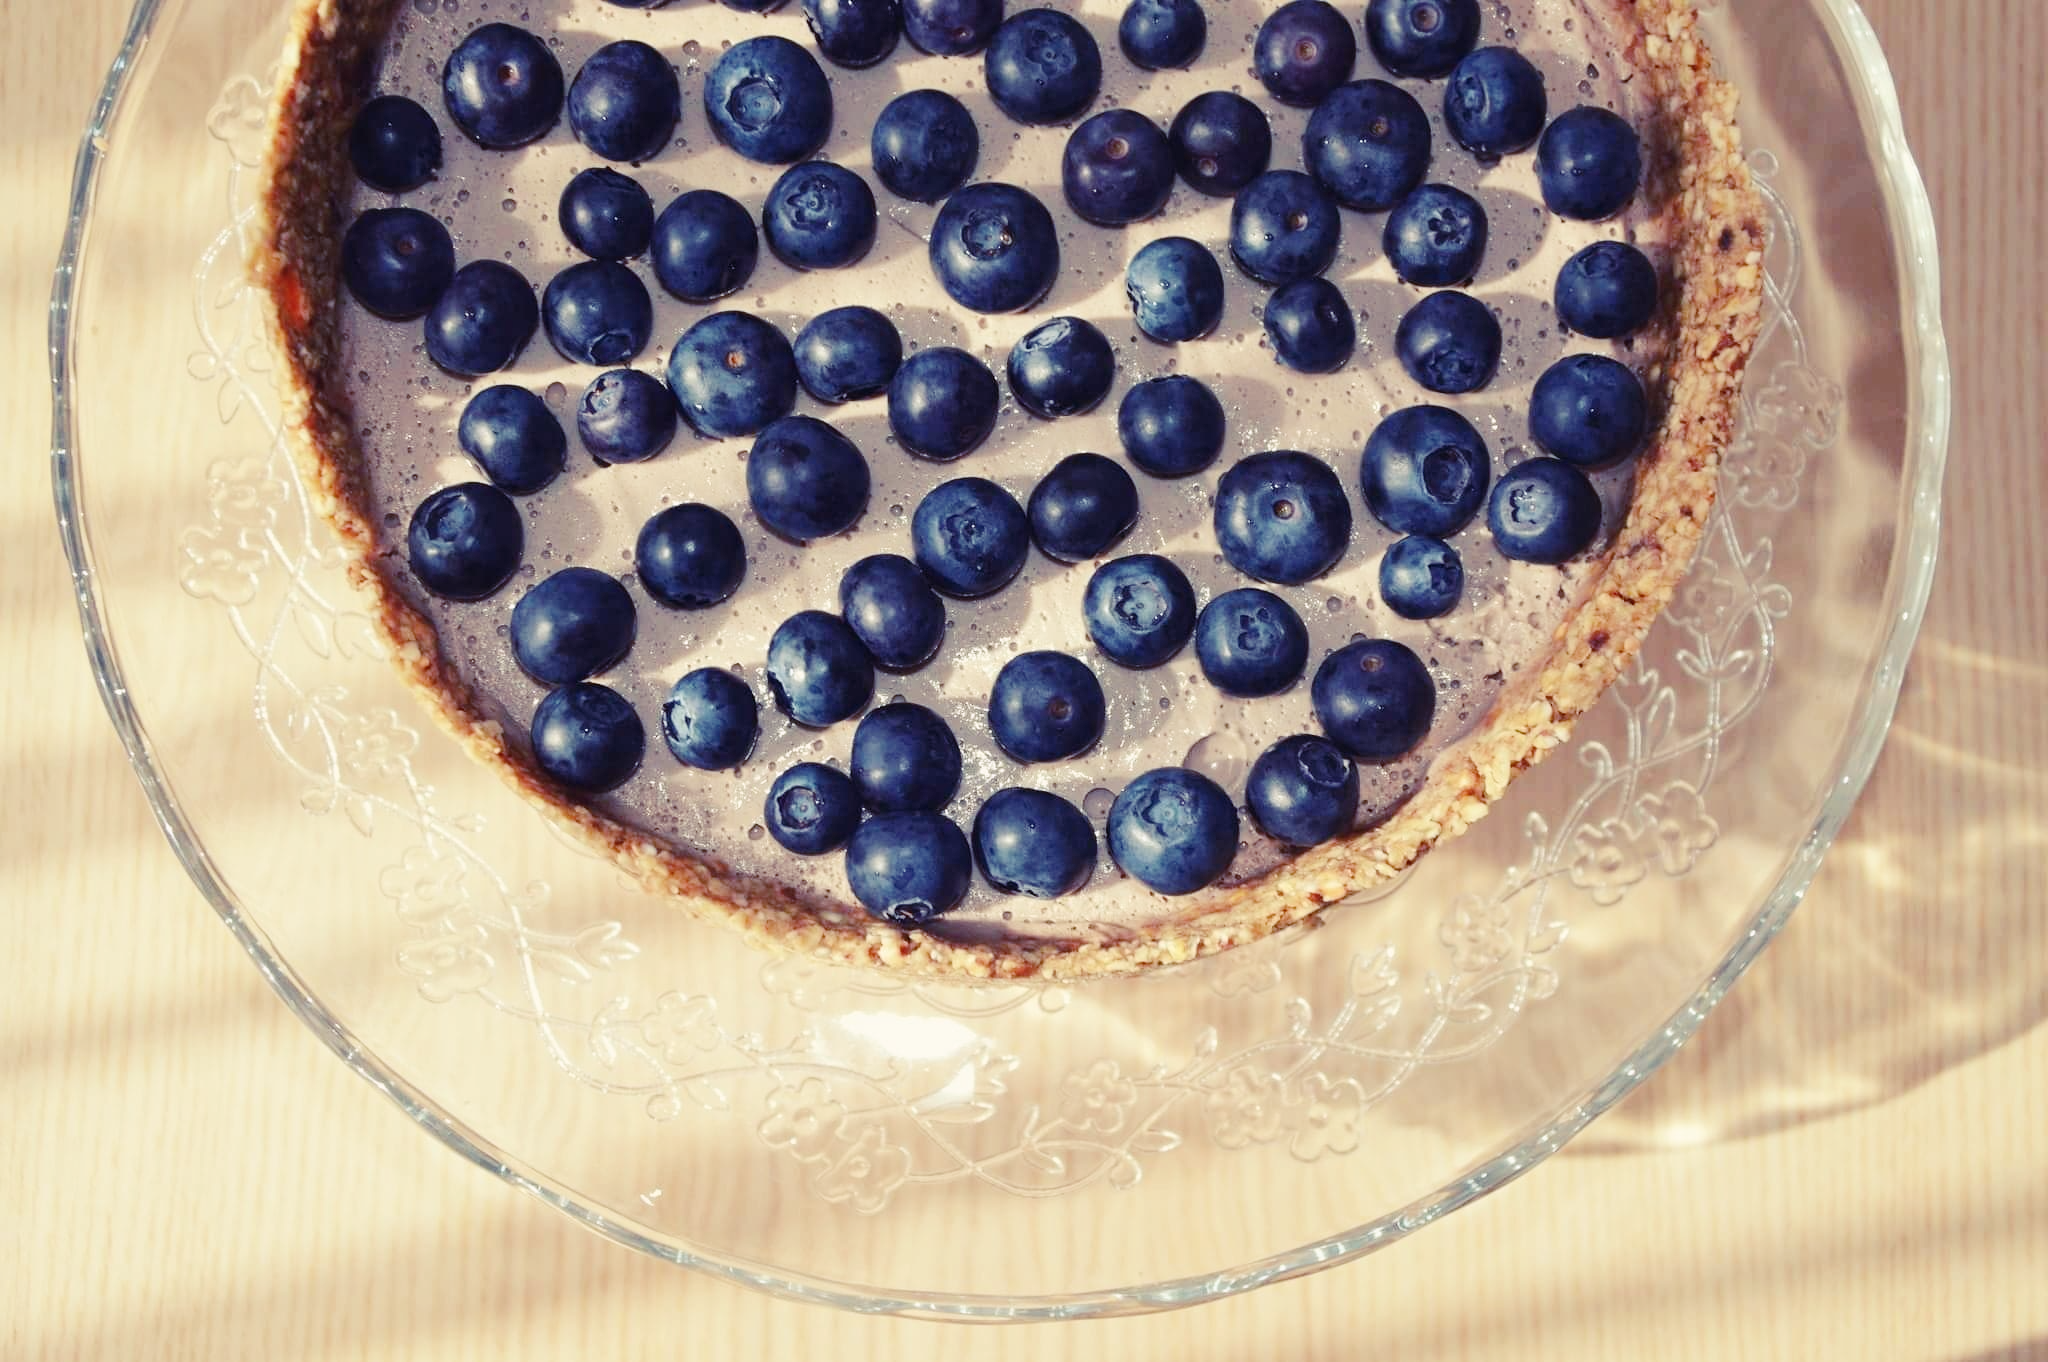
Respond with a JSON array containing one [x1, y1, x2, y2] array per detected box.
[[988, 651, 1107, 763], [1084, 554, 1198, 669], [407, 483, 524, 602], [845, 812, 973, 925], [1394, 290, 1501, 394], [1487, 456, 1604, 563], [1118, 374, 1227, 478], [747, 414, 871, 542], [1213, 450, 1354, 584], [912, 477, 1031, 597], [1378, 534, 1464, 619], [1311, 638, 1436, 762], [511, 567, 638, 686], [459, 386, 567, 494], [348, 94, 441, 192], [1126, 236, 1226, 343], [1247, 735, 1360, 846], [1528, 353, 1649, 467], [636, 504, 747, 609], [1360, 404, 1491, 536], [1195, 587, 1310, 698], [1107, 767, 1240, 895], [661, 667, 760, 771], [765, 761, 862, 854], [888, 346, 1001, 460], [532, 682, 645, 794], [974, 787, 1097, 899]]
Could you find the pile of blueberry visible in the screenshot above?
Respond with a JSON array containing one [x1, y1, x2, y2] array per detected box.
[[349, 0, 1655, 927]]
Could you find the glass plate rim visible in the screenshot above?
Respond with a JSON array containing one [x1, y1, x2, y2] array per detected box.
[[48, 0, 1952, 1321]]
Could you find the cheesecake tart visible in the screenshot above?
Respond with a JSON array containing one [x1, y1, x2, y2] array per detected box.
[[255, 0, 1765, 979]]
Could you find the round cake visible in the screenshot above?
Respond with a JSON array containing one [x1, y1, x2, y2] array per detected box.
[[255, 0, 1765, 978]]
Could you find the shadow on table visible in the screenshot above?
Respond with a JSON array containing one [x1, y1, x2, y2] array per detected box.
[[1569, 624, 2048, 1155]]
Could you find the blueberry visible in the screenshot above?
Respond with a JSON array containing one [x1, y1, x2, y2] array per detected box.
[[719, 0, 790, 10], [650, 190, 759, 302], [578, 368, 678, 464], [1303, 79, 1432, 211], [1107, 768, 1239, 895], [764, 762, 862, 854], [1028, 453, 1139, 562], [348, 95, 441, 192], [1363, 0, 1480, 79], [1194, 587, 1309, 697], [746, 414, 871, 541], [442, 23, 564, 149], [561, 168, 655, 262], [1119, 0, 1205, 69], [1254, 1, 1357, 108], [341, 208, 454, 320], [1169, 91, 1271, 196], [1384, 183, 1487, 286], [661, 668, 760, 770], [511, 567, 637, 686], [1213, 451, 1354, 584], [1126, 236, 1225, 343], [1117, 375, 1226, 478], [929, 182, 1061, 313], [844, 812, 973, 925], [888, 347, 1001, 460], [1487, 457, 1603, 563], [1536, 106, 1643, 221], [839, 553, 947, 669], [1229, 170, 1341, 285], [1529, 354, 1648, 467], [1395, 290, 1500, 393], [1085, 554, 1197, 668], [765, 610, 876, 726], [1554, 240, 1659, 338], [1378, 534, 1464, 618], [795, 306, 903, 403], [531, 683, 645, 793], [988, 651, 1106, 762], [1007, 316, 1116, 419], [424, 261, 538, 376], [703, 35, 833, 164], [803, 0, 903, 68], [1062, 109, 1176, 226], [543, 261, 653, 366], [871, 90, 980, 202], [763, 161, 878, 270], [1311, 639, 1435, 761], [636, 504, 747, 608], [1264, 276, 1356, 373], [458, 385, 566, 493], [985, 9, 1101, 125], [568, 40, 681, 162], [666, 311, 798, 438], [974, 788, 1097, 898], [1444, 47, 1547, 157], [902, 0, 1004, 56], [1247, 735, 1359, 846], [850, 702, 962, 811], [1359, 404, 1490, 536], [407, 483, 524, 601], [912, 477, 1030, 597]]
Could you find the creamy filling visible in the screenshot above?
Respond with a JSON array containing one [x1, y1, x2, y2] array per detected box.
[[344, 0, 1665, 942]]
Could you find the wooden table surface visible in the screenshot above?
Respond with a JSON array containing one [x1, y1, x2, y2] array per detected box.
[[5, 2, 2043, 1357]]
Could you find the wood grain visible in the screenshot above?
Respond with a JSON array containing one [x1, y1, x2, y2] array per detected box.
[[3, 1, 2043, 1358]]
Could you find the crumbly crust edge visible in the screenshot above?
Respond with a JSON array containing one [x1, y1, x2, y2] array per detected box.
[[252, 0, 1766, 982]]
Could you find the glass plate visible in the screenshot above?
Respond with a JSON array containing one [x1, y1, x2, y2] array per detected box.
[[52, 0, 1947, 1319]]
